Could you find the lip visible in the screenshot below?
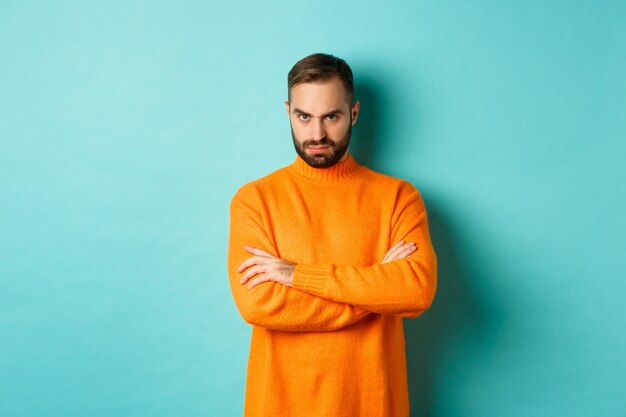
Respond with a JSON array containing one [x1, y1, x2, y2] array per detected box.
[[308, 145, 330, 154]]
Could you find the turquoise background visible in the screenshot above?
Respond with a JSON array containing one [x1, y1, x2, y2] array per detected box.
[[1, 1, 624, 416]]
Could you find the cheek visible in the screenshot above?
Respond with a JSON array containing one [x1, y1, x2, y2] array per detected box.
[[329, 121, 350, 137], [291, 123, 307, 138], [291, 125, 312, 144]]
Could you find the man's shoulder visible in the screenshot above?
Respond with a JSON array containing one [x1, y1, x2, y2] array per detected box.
[[360, 165, 422, 195], [229, 165, 289, 206]]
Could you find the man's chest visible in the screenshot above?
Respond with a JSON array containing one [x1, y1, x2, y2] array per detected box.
[[264, 184, 392, 265]]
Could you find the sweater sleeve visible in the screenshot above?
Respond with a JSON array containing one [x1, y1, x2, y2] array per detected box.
[[291, 183, 437, 318], [227, 187, 371, 332]]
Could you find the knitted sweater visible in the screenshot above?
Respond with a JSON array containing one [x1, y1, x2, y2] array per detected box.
[[227, 152, 437, 417]]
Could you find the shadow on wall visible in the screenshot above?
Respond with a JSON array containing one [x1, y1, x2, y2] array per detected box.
[[353, 77, 495, 417], [404, 205, 489, 417], [351, 77, 386, 170]]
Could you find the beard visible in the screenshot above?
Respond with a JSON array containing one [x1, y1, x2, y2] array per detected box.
[[291, 119, 352, 169]]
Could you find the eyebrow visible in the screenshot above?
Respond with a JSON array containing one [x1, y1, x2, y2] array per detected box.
[[292, 108, 345, 118]]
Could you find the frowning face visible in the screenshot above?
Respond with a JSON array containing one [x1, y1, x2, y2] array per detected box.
[[285, 76, 360, 168]]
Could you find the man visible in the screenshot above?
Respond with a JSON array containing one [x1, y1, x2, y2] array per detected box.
[[227, 53, 437, 417]]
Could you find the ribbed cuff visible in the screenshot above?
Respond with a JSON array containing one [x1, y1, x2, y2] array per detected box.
[[292, 264, 334, 297]]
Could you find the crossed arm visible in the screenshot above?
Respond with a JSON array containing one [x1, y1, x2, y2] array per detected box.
[[227, 184, 437, 332], [238, 240, 417, 289], [227, 201, 371, 332]]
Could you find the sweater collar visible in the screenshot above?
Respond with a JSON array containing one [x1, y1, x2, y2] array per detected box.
[[288, 152, 361, 184]]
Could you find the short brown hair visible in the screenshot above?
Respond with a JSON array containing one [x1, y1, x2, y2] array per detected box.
[[287, 53, 354, 104]]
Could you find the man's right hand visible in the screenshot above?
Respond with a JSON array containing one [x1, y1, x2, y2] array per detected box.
[[381, 240, 417, 264]]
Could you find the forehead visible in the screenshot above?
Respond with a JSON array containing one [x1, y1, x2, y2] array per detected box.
[[290, 77, 350, 112]]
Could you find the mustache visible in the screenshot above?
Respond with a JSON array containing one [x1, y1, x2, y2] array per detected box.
[[304, 139, 334, 148]]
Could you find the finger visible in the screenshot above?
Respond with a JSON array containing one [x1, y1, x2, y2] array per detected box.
[[247, 273, 270, 289], [237, 255, 269, 272], [240, 264, 265, 285], [387, 240, 404, 253], [382, 240, 406, 262], [397, 244, 417, 258], [237, 256, 256, 273], [387, 243, 416, 262], [244, 245, 275, 257], [386, 242, 412, 261]]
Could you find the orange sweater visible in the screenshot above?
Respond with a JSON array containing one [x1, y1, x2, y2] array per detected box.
[[227, 152, 437, 417]]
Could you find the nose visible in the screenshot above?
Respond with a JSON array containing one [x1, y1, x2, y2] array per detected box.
[[311, 118, 326, 141]]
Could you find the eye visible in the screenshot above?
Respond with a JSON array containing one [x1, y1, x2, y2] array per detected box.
[[326, 114, 337, 121], [298, 114, 309, 121]]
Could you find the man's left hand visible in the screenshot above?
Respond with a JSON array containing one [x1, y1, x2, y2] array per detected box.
[[238, 245, 296, 289]]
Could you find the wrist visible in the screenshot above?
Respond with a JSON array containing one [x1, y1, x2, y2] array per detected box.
[[287, 264, 296, 287]]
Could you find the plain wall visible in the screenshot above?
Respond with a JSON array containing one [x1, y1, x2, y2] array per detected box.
[[1, 1, 624, 416]]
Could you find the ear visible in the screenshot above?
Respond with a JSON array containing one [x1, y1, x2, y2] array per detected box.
[[284, 101, 290, 115], [351, 100, 360, 126]]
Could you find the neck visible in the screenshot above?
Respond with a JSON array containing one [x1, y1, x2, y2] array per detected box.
[[288, 151, 361, 184]]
